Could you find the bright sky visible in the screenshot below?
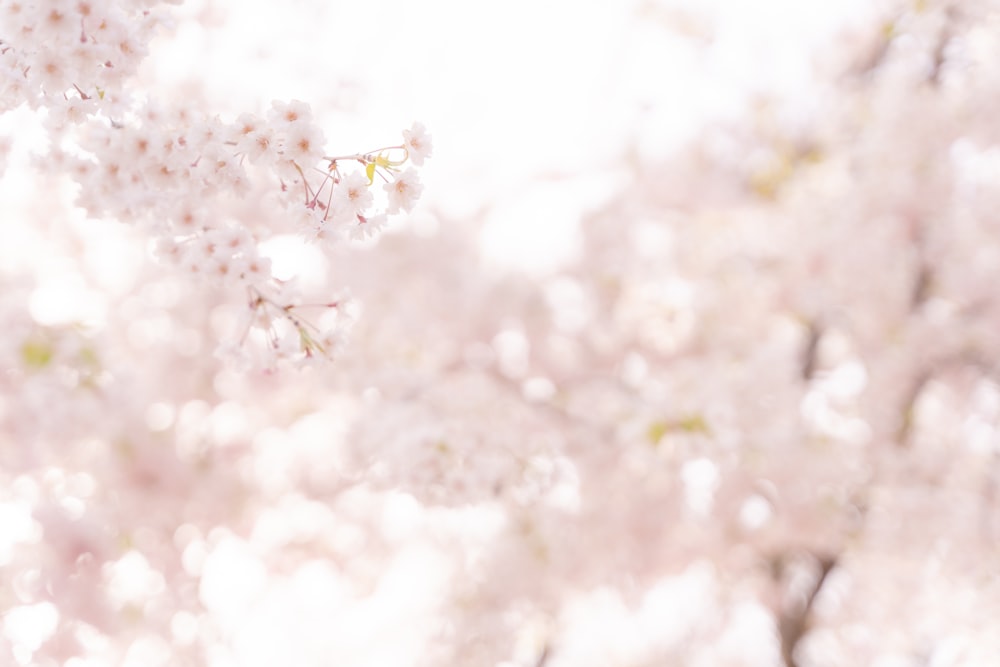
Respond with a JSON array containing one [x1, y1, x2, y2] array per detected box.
[[150, 0, 873, 273], [0, 0, 877, 329]]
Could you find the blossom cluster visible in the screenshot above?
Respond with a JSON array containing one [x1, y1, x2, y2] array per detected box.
[[5, 1, 1000, 667], [2, 0, 431, 370]]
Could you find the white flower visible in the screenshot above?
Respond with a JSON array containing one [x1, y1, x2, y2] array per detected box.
[[236, 254, 272, 283], [247, 126, 278, 164], [332, 171, 374, 217], [269, 99, 313, 127], [403, 122, 432, 166], [211, 225, 255, 255], [206, 255, 240, 284], [231, 113, 277, 164], [280, 122, 325, 166], [349, 212, 387, 241], [383, 167, 423, 214], [230, 113, 261, 144]]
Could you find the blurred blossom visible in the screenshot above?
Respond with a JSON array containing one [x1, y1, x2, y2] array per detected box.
[[2, 1, 1000, 666]]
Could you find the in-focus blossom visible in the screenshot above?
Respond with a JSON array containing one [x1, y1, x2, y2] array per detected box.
[[403, 121, 433, 166], [333, 171, 375, 217], [384, 167, 424, 214]]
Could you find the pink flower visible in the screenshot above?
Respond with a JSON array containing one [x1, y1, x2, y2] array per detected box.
[[268, 99, 313, 127], [333, 171, 374, 218], [281, 122, 325, 166], [403, 122, 433, 166], [383, 167, 423, 214]]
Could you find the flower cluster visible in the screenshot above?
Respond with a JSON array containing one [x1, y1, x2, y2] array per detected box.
[[11, 1, 1000, 667], [3, 1, 430, 369], [0, 0, 164, 113]]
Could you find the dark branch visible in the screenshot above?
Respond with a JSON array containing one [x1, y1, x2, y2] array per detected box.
[[801, 321, 822, 381], [778, 554, 838, 667]]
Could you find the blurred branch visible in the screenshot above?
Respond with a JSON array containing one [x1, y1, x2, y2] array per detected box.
[[801, 321, 823, 381], [777, 554, 838, 667], [927, 5, 958, 86]]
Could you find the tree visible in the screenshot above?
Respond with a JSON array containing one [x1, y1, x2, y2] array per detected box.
[[1, 0, 998, 665]]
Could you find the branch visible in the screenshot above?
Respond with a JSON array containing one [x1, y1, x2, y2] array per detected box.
[[777, 554, 838, 667], [801, 320, 823, 381]]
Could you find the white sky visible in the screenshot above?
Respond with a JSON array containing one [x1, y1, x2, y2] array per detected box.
[[147, 0, 871, 270]]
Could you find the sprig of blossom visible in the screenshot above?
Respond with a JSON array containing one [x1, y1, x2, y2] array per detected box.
[[2, 1, 432, 370], [217, 284, 357, 371]]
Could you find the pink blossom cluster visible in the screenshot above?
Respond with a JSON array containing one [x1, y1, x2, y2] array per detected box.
[[3, 1, 1000, 666], [2, 0, 430, 370]]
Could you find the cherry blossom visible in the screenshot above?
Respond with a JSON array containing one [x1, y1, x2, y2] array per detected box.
[[403, 121, 433, 166], [2, 1, 1000, 666], [384, 167, 424, 214]]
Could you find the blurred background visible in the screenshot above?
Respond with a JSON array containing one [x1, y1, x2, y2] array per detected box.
[[5, 1, 1000, 666]]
